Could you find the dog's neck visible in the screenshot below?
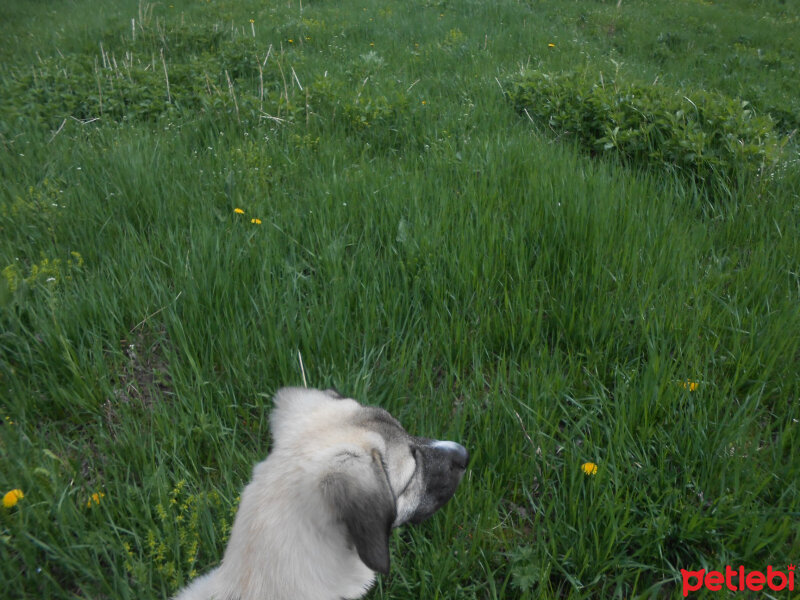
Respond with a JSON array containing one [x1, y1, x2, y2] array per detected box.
[[211, 455, 377, 600]]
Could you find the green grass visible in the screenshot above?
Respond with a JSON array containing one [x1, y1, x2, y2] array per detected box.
[[1, 0, 798, 598]]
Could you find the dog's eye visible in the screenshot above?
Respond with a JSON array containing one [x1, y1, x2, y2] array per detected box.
[[409, 446, 420, 466], [410, 446, 421, 471], [396, 447, 419, 495]]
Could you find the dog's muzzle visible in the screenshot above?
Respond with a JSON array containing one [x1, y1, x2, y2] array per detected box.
[[408, 439, 469, 524]]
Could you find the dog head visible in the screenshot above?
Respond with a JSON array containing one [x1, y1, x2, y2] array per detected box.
[[270, 387, 469, 575]]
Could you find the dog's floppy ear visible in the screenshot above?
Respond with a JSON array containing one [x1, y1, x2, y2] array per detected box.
[[321, 449, 397, 575]]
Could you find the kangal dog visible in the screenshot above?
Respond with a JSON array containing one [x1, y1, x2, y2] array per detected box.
[[173, 387, 469, 600]]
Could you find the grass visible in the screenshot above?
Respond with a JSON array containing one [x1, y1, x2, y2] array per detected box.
[[1, 0, 799, 598]]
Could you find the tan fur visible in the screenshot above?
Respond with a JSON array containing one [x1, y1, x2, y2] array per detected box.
[[173, 387, 467, 600]]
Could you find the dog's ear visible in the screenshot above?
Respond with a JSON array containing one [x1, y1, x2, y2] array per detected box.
[[321, 449, 397, 575]]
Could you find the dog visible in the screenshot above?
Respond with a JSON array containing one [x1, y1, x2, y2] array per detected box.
[[173, 386, 469, 600]]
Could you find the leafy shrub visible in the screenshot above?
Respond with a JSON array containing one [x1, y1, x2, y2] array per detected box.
[[310, 73, 410, 148], [0, 24, 303, 130], [507, 70, 786, 197], [0, 18, 409, 139]]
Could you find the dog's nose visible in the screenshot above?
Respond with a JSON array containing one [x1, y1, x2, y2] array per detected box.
[[451, 443, 469, 470], [452, 444, 469, 471], [433, 440, 469, 470]]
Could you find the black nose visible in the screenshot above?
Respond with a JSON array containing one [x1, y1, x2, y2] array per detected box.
[[452, 444, 469, 470], [433, 441, 469, 470]]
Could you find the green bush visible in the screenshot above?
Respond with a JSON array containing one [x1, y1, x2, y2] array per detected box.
[[507, 70, 786, 198], [0, 24, 302, 130], [0, 20, 409, 139]]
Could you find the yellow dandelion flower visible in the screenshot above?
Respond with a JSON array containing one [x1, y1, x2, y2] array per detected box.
[[3, 489, 24, 508], [86, 492, 105, 507], [581, 462, 598, 476], [251, 218, 262, 225], [288, 39, 294, 43], [234, 208, 245, 214], [681, 380, 699, 391], [249, 19, 255, 23], [548, 43, 556, 48]]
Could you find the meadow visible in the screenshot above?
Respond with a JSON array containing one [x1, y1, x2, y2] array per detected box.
[[1, 0, 799, 597]]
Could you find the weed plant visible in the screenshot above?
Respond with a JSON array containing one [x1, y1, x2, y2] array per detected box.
[[1, 0, 799, 598], [507, 70, 786, 199]]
